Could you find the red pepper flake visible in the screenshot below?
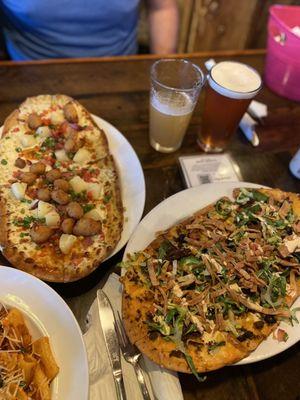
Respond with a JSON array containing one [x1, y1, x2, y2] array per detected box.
[[13, 170, 21, 179], [41, 117, 51, 126], [26, 187, 38, 199], [55, 142, 64, 150], [83, 237, 94, 246], [12, 127, 20, 133]]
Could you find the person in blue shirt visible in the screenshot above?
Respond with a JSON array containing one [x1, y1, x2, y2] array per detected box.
[[0, 0, 179, 60]]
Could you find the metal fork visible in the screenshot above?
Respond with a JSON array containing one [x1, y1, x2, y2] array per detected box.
[[115, 311, 151, 400]]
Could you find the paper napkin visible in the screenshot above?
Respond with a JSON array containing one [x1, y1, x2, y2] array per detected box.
[[83, 273, 184, 400]]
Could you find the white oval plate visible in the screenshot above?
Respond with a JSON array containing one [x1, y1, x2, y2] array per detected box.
[[92, 115, 145, 258], [0, 266, 89, 399], [0, 115, 146, 260], [123, 182, 300, 365]]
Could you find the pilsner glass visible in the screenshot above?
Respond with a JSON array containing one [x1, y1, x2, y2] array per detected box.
[[198, 61, 262, 153], [149, 59, 204, 153]]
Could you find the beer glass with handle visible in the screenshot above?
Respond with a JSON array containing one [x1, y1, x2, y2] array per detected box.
[[149, 59, 204, 153], [198, 61, 262, 153]]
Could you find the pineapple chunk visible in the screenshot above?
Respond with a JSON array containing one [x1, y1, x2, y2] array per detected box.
[[59, 234, 77, 254], [84, 208, 101, 221], [55, 149, 69, 162], [69, 176, 87, 193], [36, 126, 51, 138], [37, 201, 54, 218], [73, 148, 91, 164], [50, 111, 64, 125], [20, 134, 37, 148], [45, 210, 60, 227], [11, 182, 27, 200]]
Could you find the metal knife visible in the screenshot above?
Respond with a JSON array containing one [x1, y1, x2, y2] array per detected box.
[[97, 289, 127, 400]]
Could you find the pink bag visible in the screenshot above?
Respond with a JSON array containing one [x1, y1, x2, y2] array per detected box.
[[264, 5, 300, 101]]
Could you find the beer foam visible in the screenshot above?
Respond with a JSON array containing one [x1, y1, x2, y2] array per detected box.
[[209, 61, 261, 99], [151, 91, 194, 116]]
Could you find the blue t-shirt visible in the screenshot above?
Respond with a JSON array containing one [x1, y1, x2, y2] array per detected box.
[[0, 0, 140, 60]]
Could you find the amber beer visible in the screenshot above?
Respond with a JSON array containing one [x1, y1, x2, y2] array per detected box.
[[198, 61, 262, 152]]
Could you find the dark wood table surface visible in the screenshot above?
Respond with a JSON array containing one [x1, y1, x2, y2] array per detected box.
[[0, 50, 300, 400]]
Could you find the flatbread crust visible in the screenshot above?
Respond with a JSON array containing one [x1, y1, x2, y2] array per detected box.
[[122, 188, 300, 373], [0, 94, 123, 282]]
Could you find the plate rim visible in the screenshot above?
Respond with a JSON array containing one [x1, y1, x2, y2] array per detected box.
[[122, 182, 300, 366], [91, 114, 146, 258], [0, 265, 89, 399]]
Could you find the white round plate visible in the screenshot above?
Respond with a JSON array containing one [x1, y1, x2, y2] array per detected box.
[[0, 266, 89, 399], [123, 182, 300, 365], [0, 116, 145, 260]]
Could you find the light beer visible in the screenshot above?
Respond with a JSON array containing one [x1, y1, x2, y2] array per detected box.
[[198, 61, 262, 153], [149, 59, 204, 153], [149, 92, 194, 153]]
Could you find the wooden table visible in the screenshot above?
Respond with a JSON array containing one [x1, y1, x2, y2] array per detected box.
[[0, 50, 300, 400]]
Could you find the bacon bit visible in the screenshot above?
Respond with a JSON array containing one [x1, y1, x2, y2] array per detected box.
[[148, 260, 159, 287], [12, 127, 20, 133], [41, 118, 51, 126], [273, 328, 288, 342], [55, 142, 64, 150], [83, 237, 94, 246], [87, 191, 94, 201], [61, 171, 74, 180], [26, 187, 37, 199], [12, 170, 21, 179]]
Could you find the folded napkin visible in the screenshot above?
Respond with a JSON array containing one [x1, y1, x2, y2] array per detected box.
[[239, 100, 268, 147], [83, 273, 184, 400], [239, 113, 259, 147]]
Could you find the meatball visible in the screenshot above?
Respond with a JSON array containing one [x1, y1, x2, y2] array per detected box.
[[61, 218, 75, 234], [19, 172, 37, 185], [14, 158, 26, 169], [54, 179, 70, 192], [30, 225, 53, 244], [37, 188, 51, 202], [63, 102, 78, 123], [29, 161, 46, 175], [66, 202, 83, 219], [46, 169, 61, 182], [73, 218, 101, 236], [51, 189, 70, 205], [28, 113, 42, 130]]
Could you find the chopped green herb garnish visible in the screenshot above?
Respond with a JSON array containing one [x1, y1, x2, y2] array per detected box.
[[83, 203, 95, 213], [1, 159, 7, 165], [15, 147, 22, 152], [20, 199, 32, 204], [13, 216, 45, 228], [103, 194, 111, 203], [42, 137, 56, 149]]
